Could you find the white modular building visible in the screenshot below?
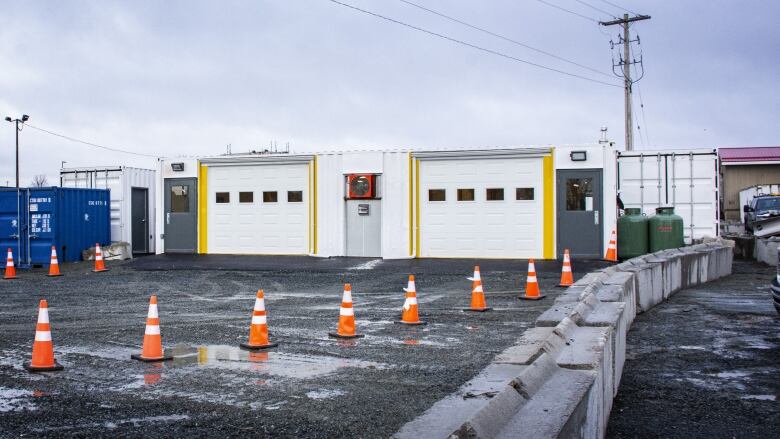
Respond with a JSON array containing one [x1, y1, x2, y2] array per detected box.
[[156, 145, 619, 260], [60, 166, 156, 256]]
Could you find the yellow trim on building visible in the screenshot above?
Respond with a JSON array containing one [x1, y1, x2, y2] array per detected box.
[[415, 159, 421, 258], [312, 155, 318, 255], [543, 152, 555, 259], [408, 153, 413, 256], [198, 163, 208, 254]]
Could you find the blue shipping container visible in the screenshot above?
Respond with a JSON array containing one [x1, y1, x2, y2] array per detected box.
[[0, 187, 111, 266]]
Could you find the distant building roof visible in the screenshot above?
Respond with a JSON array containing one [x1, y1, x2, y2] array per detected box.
[[720, 146, 780, 164]]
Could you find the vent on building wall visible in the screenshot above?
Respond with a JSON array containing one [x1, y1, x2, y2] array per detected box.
[[347, 174, 376, 199]]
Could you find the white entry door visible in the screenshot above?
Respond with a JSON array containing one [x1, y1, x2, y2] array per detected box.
[[208, 164, 308, 254], [419, 157, 544, 258]]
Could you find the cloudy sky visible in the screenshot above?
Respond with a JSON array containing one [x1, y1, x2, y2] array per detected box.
[[1, 0, 777, 185]]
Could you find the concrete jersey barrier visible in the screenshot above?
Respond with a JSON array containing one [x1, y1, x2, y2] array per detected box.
[[395, 239, 734, 439]]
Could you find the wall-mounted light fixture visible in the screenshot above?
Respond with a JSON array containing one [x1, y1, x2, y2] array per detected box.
[[171, 163, 185, 172], [570, 151, 587, 162]]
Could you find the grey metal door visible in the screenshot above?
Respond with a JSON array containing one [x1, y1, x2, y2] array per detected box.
[[131, 188, 148, 254], [557, 169, 603, 258], [164, 178, 197, 253], [346, 199, 381, 257]]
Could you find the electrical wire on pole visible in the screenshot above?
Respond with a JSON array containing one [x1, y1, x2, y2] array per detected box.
[[533, 0, 598, 23], [327, 0, 621, 87], [397, 0, 612, 78], [25, 124, 163, 158]]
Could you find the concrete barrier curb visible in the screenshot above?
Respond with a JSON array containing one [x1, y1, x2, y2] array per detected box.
[[394, 239, 734, 438]]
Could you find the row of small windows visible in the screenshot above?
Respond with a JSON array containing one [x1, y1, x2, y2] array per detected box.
[[428, 187, 535, 202], [215, 191, 303, 204]]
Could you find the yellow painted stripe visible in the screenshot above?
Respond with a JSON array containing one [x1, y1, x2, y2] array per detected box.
[[198, 163, 208, 254], [408, 153, 413, 256], [543, 152, 555, 259], [312, 155, 318, 255], [415, 159, 421, 258]]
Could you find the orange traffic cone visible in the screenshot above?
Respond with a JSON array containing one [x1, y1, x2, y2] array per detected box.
[[329, 284, 365, 339], [558, 249, 574, 287], [131, 295, 173, 362], [519, 259, 546, 300], [465, 266, 491, 312], [396, 275, 427, 325], [48, 246, 62, 277], [4, 248, 17, 280], [93, 243, 109, 272], [24, 300, 64, 372], [240, 289, 279, 350], [604, 230, 618, 262]]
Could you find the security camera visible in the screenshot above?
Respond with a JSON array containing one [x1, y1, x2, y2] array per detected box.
[[21, 115, 29, 122], [4, 117, 11, 122]]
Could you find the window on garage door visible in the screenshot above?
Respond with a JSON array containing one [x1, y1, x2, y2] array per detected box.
[[486, 188, 504, 201], [288, 191, 303, 202], [516, 188, 535, 200], [457, 188, 475, 201], [239, 192, 253, 203], [215, 192, 230, 203], [263, 191, 278, 203], [428, 189, 446, 201]]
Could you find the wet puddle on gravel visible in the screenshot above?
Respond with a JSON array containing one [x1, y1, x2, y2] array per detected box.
[[167, 344, 386, 378], [0, 387, 37, 412]]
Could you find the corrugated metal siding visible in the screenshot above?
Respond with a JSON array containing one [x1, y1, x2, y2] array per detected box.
[[722, 165, 780, 220], [617, 150, 719, 242], [0, 188, 110, 264], [60, 167, 156, 253]]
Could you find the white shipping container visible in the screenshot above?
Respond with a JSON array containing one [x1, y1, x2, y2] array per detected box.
[[617, 150, 719, 243], [60, 166, 156, 257], [738, 184, 780, 222]]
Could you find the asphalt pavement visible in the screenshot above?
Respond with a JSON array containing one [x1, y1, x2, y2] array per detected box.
[[607, 260, 780, 438], [0, 255, 609, 438]]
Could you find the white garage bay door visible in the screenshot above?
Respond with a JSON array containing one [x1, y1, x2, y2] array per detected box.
[[208, 164, 308, 254], [419, 157, 544, 258]]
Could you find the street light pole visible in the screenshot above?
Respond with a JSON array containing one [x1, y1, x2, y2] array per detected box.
[[4, 114, 29, 188]]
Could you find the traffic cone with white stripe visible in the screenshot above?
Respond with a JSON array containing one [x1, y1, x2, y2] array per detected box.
[[396, 275, 427, 325], [4, 248, 17, 280], [93, 243, 109, 272], [131, 295, 173, 362], [240, 290, 279, 350], [465, 266, 491, 312], [558, 249, 574, 287], [24, 300, 63, 372], [519, 259, 546, 300], [48, 246, 62, 277], [329, 284, 364, 339], [604, 230, 618, 262]]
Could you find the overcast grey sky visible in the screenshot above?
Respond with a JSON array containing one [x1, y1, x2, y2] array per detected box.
[[1, 0, 778, 185]]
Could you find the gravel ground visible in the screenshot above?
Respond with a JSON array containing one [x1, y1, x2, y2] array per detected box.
[[607, 260, 780, 438], [0, 255, 608, 438]]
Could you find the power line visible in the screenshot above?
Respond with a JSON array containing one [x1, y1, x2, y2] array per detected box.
[[597, 0, 638, 16], [327, 0, 620, 87], [25, 124, 162, 158], [572, 0, 618, 19], [397, 0, 612, 78], [533, 0, 598, 23]]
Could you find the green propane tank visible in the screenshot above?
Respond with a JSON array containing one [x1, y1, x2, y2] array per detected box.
[[617, 208, 649, 259], [649, 207, 684, 252]]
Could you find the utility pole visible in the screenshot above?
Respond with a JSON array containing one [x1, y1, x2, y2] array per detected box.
[[600, 14, 650, 151]]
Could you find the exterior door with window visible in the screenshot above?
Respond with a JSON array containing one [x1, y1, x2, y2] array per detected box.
[[164, 178, 197, 253], [556, 169, 603, 258]]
